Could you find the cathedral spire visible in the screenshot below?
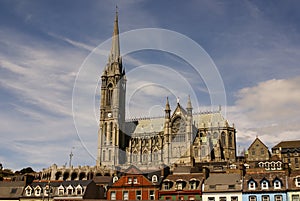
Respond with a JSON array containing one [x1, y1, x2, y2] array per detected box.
[[110, 6, 120, 63]]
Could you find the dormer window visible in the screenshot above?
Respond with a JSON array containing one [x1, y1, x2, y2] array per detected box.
[[261, 180, 269, 190], [128, 177, 132, 184], [113, 176, 118, 183], [177, 182, 183, 190], [296, 177, 300, 187], [25, 186, 32, 196], [133, 177, 138, 184], [248, 181, 256, 190], [75, 185, 83, 195], [190, 181, 197, 190], [58, 185, 64, 195], [274, 180, 281, 189], [66, 185, 73, 195], [152, 175, 158, 183], [34, 186, 41, 196]]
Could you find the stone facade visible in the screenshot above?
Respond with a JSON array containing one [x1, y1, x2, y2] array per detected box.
[[97, 10, 237, 171]]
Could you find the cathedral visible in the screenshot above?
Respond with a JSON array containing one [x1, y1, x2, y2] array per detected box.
[[96, 11, 237, 170]]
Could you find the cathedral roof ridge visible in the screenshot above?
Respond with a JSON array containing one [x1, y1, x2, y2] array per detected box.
[[126, 115, 164, 122]]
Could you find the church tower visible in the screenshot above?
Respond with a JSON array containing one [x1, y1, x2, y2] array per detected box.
[[97, 9, 126, 168]]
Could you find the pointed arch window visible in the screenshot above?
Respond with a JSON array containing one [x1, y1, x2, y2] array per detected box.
[[221, 132, 226, 146], [103, 123, 107, 145], [109, 122, 113, 144], [228, 132, 233, 147], [107, 83, 113, 106]]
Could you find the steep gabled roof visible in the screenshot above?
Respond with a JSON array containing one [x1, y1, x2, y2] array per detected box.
[[248, 137, 269, 151], [124, 165, 144, 175]]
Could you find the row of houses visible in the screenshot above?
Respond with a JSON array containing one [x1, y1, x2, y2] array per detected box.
[[2, 164, 300, 201], [1, 139, 300, 201]]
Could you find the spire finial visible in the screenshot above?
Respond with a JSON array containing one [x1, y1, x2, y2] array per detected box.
[[110, 6, 120, 63], [187, 95, 192, 109], [165, 97, 170, 111]]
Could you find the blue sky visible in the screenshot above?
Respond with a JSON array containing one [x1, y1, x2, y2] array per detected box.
[[1, 0, 300, 171]]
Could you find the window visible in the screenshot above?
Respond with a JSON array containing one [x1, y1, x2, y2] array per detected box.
[[25, 186, 32, 196], [261, 148, 265, 155], [149, 190, 155, 200], [136, 190, 141, 200], [209, 185, 216, 189], [107, 84, 113, 106], [128, 177, 132, 184], [251, 148, 255, 156], [109, 150, 112, 161], [248, 181, 256, 190], [228, 132, 233, 147], [262, 195, 270, 201], [142, 152, 148, 163], [113, 176, 118, 183], [201, 146, 206, 157], [103, 150, 106, 161], [274, 180, 281, 189], [133, 177, 138, 184], [123, 191, 128, 200], [177, 182, 183, 190], [153, 151, 159, 161], [194, 148, 199, 157], [292, 195, 300, 201], [76, 185, 82, 195], [249, 196, 257, 201], [296, 177, 300, 187], [111, 191, 116, 200], [275, 195, 282, 201], [35, 186, 41, 196], [58, 188, 64, 195], [164, 182, 170, 190], [103, 123, 107, 145], [190, 181, 197, 190], [67, 186, 73, 195], [152, 175, 158, 183], [261, 180, 269, 189], [220, 197, 226, 201], [231, 197, 238, 201], [228, 184, 235, 189], [221, 132, 226, 146], [208, 197, 215, 201], [109, 122, 113, 144]]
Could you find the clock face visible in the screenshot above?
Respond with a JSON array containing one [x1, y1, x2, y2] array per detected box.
[[107, 113, 112, 118]]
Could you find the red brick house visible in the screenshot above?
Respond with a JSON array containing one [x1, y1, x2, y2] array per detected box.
[[107, 165, 164, 200]]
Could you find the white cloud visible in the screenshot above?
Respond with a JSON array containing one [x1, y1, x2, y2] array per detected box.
[[228, 77, 300, 149]]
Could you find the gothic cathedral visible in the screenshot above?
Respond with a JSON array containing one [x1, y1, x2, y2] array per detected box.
[[97, 11, 237, 170]]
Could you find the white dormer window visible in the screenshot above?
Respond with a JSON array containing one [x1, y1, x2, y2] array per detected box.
[[128, 177, 132, 184], [296, 177, 300, 187], [75, 185, 83, 195], [67, 185, 73, 195], [152, 175, 158, 183], [34, 186, 41, 196], [177, 182, 183, 190], [274, 180, 281, 189], [25, 186, 32, 196], [113, 176, 118, 183], [261, 180, 269, 190], [249, 181, 256, 190], [58, 185, 64, 195]]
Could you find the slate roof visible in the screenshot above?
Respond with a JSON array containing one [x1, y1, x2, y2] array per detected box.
[[0, 181, 26, 198], [273, 140, 300, 149], [243, 170, 287, 192], [203, 173, 242, 192], [125, 111, 230, 137]]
